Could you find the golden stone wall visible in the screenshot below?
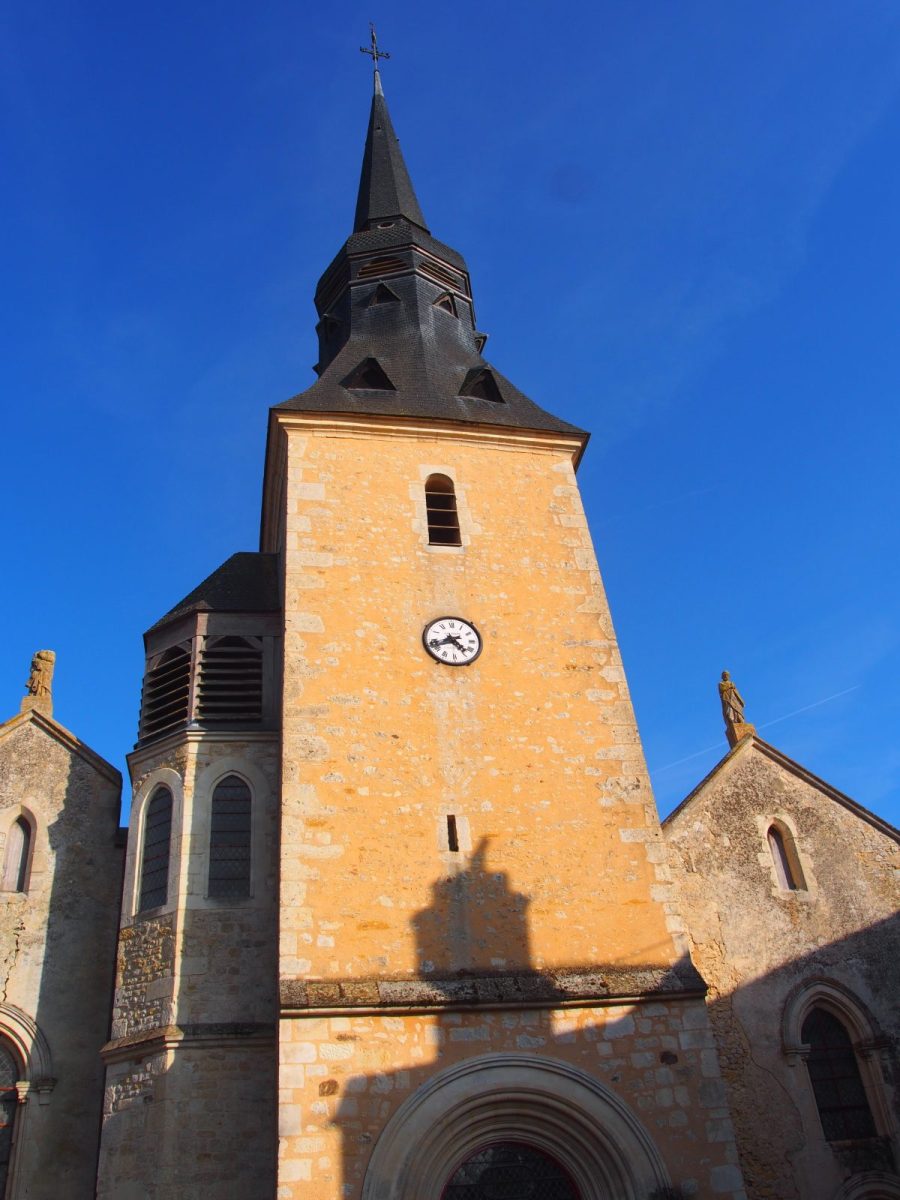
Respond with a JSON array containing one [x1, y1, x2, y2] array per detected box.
[[273, 415, 746, 1199]]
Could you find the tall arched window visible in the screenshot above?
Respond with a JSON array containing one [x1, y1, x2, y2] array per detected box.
[[767, 822, 806, 891], [443, 1143, 580, 1199], [139, 786, 173, 911], [208, 775, 252, 900], [425, 474, 461, 546], [0, 1041, 19, 1194], [2, 818, 32, 892], [802, 1008, 876, 1141]]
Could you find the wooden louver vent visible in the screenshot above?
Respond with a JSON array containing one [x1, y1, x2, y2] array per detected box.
[[425, 474, 461, 546], [195, 636, 263, 725], [139, 644, 191, 740], [418, 258, 462, 290], [357, 256, 406, 280]]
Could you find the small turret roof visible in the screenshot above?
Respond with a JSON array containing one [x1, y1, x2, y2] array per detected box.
[[146, 552, 280, 634]]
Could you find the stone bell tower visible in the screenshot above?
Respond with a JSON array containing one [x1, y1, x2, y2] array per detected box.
[[264, 56, 747, 1200]]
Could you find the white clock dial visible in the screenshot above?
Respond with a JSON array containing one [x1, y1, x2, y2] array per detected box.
[[423, 617, 482, 666]]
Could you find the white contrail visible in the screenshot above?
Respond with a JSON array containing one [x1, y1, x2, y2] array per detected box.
[[756, 685, 860, 732], [650, 685, 861, 776]]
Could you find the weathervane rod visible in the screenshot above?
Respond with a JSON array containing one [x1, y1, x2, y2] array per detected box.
[[360, 22, 390, 93]]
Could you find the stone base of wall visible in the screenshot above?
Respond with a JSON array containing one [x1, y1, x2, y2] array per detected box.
[[278, 997, 747, 1200], [98, 1038, 276, 1199]]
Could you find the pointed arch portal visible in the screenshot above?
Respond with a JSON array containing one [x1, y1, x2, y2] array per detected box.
[[359, 1054, 670, 1200]]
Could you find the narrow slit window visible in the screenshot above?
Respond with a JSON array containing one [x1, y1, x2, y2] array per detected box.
[[208, 775, 252, 900], [446, 815, 459, 853], [139, 786, 173, 911], [767, 823, 806, 891], [802, 1008, 877, 1140], [425, 474, 461, 546], [1, 818, 31, 892]]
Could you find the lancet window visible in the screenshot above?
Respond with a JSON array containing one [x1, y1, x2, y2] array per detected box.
[[802, 1007, 877, 1141], [208, 775, 252, 900], [1, 817, 32, 892], [139, 786, 173, 911], [767, 822, 806, 891]]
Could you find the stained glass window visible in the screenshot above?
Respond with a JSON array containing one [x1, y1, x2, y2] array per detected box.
[[208, 775, 252, 900], [0, 1043, 19, 1194], [442, 1143, 579, 1200], [139, 786, 173, 911], [803, 1007, 876, 1141]]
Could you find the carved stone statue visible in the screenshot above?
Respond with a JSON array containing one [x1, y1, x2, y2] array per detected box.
[[718, 670, 754, 747], [21, 650, 56, 716]]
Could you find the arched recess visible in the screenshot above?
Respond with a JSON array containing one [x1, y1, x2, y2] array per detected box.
[[0, 1004, 53, 1091], [766, 819, 806, 891], [782, 980, 894, 1137], [831, 1172, 900, 1200], [360, 1054, 670, 1200], [1, 809, 36, 894]]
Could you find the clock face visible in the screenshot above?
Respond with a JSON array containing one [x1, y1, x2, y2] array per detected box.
[[423, 617, 482, 666]]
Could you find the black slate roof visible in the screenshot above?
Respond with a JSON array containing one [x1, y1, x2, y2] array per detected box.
[[147, 553, 280, 633], [354, 76, 428, 233], [276, 332, 585, 438], [287, 78, 587, 446]]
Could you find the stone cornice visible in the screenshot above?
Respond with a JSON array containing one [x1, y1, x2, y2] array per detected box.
[[127, 727, 279, 773], [279, 962, 706, 1017], [101, 1022, 275, 1064], [269, 408, 587, 467]]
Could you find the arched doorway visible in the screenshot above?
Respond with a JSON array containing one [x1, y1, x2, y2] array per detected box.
[[360, 1054, 670, 1200], [442, 1141, 580, 1199]]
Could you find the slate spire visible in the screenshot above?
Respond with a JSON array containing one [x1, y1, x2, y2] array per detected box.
[[277, 65, 586, 449], [353, 73, 429, 233]]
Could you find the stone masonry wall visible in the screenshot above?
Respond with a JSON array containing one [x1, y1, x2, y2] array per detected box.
[[275, 419, 742, 1199], [98, 732, 279, 1199], [665, 740, 900, 1200], [279, 1000, 746, 1199], [0, 714, 123, 1200]]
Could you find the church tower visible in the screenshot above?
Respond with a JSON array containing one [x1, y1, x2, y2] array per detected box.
[[266, 61, 747, 1200]]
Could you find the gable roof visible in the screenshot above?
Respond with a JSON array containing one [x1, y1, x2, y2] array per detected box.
[[0, 707, 122, 786], [663, 733, 900, 843]]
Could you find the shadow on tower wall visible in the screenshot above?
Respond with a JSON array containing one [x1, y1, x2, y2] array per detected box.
[[330, 838, 703, 1199]]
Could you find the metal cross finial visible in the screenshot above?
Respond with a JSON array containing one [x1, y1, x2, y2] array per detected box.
[[360, 23, 390, 71]]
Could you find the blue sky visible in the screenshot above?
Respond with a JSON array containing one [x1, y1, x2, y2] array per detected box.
[[3, 1, 900, 826]]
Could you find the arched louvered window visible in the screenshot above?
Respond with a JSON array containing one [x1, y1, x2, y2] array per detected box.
[[425, 474, 461, 546], [208, 775, 252, 900], [767, 822, 806, 891], [139, 644, 191, 740], [2, 817, 32, 892], [139, 786, 173, 911], [802, 1008, 877, 1141], [196, 636, 264, 725], [0, 1042, 19, 1195], [442, 1143, 580, 1200]]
